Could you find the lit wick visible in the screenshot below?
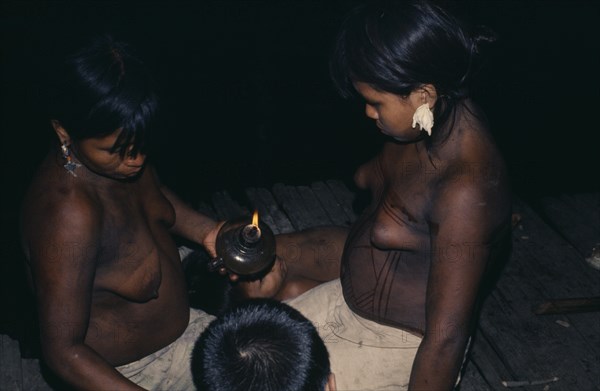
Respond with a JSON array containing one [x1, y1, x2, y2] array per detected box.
[[241, 210, 261, 244]]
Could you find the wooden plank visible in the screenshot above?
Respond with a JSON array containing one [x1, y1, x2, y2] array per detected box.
[[272, 183, 320, 231], [207, 184, 600, 389], [565, 192, 599, 212], [211, 190, 249, 221], [510, 198, 599, 293], [513, 196, 600, 347], [471, 198, 600, 390], [478, 286, 598, 390], [21, 358, 52, 391], [245, 187, 295, 234], [245, 191, 280, 234], [540, 193, 600, 247], [466, 328, 516, 390], [565, 312, 600, 361], [310, 181, 355, 227], [324, 180, 358, 222], [540, 193, 600, 259], [1, 334, 22, 390], [295, 185, 335, 226], [477, 290, 563, 387], [459, 359, 495, 391]]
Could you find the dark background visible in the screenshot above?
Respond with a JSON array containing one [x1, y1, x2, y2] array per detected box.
[[2, 1, 598, 339]]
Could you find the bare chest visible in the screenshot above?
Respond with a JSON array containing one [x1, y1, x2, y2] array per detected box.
[[366, 150, 436, 251], [93, 186, 177, 303]]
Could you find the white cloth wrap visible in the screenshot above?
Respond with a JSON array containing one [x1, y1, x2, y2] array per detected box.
[[116, 308, 215, 390], [286, 279, 423, 391]]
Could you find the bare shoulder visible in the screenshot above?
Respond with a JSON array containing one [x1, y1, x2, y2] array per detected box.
[[429, 106, 511, 236], [354, 142, 392, 190], [429, 160, 510, 242], [353, 157, 376, 190], [21, 164, 102, 263], [136, 164, 172, 201], [137, 163, 160, 186]]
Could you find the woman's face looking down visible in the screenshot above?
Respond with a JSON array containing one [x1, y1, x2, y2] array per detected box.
[[353, 81, 434, 142]]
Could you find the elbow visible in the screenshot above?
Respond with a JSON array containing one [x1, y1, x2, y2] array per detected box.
[[41, 343, 83, 381], [41, 347, 67, 376]]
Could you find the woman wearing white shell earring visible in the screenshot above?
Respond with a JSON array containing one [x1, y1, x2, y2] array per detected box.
[[328, 2, 511, 390], [412, 103, 434, 136]]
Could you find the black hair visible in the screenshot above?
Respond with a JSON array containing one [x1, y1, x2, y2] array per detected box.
[[46, 34, 158, 157], [191, 299, 331, 391], [330, 0, 496, 144]]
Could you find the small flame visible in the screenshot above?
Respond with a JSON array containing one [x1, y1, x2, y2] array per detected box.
[[252, 210, 259, 226]]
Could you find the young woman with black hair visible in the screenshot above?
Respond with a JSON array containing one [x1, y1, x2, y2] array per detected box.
[[236, 1, 511, 389], [20, 35, 221, 390], [332, 1, 510, 388]]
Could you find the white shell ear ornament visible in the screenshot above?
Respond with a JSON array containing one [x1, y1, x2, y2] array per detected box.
[[412, 103, 434, 136], [61, 143, 81, 177]]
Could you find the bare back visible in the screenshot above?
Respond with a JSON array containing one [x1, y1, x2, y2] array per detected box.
[[21, 150, 189, 365], [341, 102, 511, 334]]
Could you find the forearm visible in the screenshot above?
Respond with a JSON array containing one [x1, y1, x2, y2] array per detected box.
[[408, 337, 468, 391], [44, 344, 143, 391], [161, 186, 219, 247], [232, 226, 348, 301]]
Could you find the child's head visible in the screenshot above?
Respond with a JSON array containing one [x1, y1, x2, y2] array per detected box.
[[191, 299, 335, 391]]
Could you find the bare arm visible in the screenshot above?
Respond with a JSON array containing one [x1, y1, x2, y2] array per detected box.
[[232, 226, 348, 300], [277, 226, 348, 282], [409, 183, 509, 390], [26, 198, 143, 390], [150, 168, 223, 257], [354, 150, 384, 191]]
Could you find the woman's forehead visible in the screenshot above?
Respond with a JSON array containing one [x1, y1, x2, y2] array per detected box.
[[353, 81, 397, 100]]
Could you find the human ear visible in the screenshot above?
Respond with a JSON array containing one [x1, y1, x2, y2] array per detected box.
[[325, 373, 337, 391], [420, 84, 438, 107], [51, 120, 71, 145]]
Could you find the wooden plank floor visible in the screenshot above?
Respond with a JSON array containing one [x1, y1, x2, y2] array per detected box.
[[2, 181, 599, 390], [463, 195, 600, 390]]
